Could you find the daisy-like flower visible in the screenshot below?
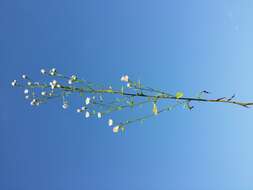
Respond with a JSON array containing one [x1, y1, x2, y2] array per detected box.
[[40, 69, 46, 74], [112, 126, 120, 133], [41, 91, 46, 96], [68, 80, 73, 85], [24, 89, 29, 94], [62, 103, 69, 109], [71, 75, 77, 81], [85, 97, 91, 105], [49, 68, 57, 76], [50, 80, 57, 89], [97, 112, 102, 119], [85, 111, 90, 118], [108, 119, 113, 126], [11, 80, 17, 87], [120, 75, 129, 82], [22, 74, 27, 79], [68, 75, 77, 84], [30, 99, 37, 106]]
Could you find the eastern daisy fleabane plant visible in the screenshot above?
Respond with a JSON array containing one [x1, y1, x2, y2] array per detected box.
[[11, 68, 253, 134]]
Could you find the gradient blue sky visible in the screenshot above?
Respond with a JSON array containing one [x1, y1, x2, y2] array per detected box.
[[1, 0, 253, 189]]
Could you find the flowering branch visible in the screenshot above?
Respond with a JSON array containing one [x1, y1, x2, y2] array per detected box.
[[11, 68, 253, 133]]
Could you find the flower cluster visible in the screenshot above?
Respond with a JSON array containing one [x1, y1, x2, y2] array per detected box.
[[11, 69, 188, 133]]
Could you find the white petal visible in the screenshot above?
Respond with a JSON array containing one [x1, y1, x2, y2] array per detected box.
[[85, 97, 90, 105], [85, 111, 90, 118], [113, 126, 120, 133], [40, 69, 46, 74], [11, 80, 17, 86], [24, 89, 29, 94], [108, 119, 113, 126], [62, 104, 68, 109]]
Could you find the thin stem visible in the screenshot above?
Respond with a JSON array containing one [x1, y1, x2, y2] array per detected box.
[[60, 85, 253, 108]]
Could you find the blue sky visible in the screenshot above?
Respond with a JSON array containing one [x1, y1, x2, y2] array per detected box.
[[1, 0, 253, 189]]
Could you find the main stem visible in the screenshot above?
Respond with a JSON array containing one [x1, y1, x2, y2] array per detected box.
[[62, 86, 253, 108]]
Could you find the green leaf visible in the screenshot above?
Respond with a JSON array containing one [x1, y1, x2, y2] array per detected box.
[[176, 92, 184, 99], [152, 103, 158, 115], [120, 126, 126, 132], [117, 106, 123, 110]]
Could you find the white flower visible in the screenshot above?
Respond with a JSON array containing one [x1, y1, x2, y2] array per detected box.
[[121, 75, 129, 82], [81, 106, 86, 111], [40, 69, 46, 74], [68, 75, 77, 84], [112, 126, 120, 133], [49, 82, 53, 89], [76, 108, 82, 113], [85, 97, 91, 105], [127, 83, 131, 88], [108, 119, 113, 126], [25, 95, 29, 99], [27, 81, 32, 86], [97, 112, 102, 118], [50, 80, 57, 89], [62, 103, 69, 109], [22, 74, 27, 79], [30, 99, 36, 106], [24, 89, 29, 94], [41, 91, 46, 96], [49, 68, 57, 76], [56, 84, 61, 88], [11, 80, 17, 86], [85, 111, 90, 118], [71, 75, 77, 81]]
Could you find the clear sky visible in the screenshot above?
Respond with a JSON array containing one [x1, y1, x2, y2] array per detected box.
[[1, 0, 253, 189]]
